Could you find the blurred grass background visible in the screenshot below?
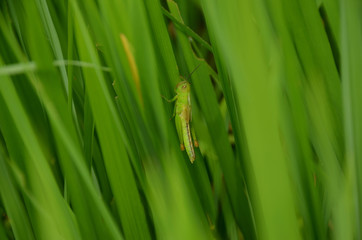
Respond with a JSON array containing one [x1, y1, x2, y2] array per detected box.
[[0, 0, 360, 239]]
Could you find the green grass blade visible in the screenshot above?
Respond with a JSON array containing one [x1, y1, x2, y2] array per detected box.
[[0, 70, 81, 240], [167, 1, 256, 238], [71, 1, 151, 239], [200, 0, 301, 239], [161, 7, 213, 52], [341, 0, 362, 238], [0, 0, 361, 239], [0, 149, 35, 240]]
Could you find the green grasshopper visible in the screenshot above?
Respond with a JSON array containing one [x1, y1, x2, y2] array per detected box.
[[163, 66, 200, 163]]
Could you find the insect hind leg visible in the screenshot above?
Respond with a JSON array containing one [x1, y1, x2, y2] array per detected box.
[[191, 125, 199, 147]]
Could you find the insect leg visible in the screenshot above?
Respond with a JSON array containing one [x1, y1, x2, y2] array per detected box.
[[191, 124, 199, 147], [175, 115, 185, 151], [161, 94, 178, 102], [169, 105, 176, 120]]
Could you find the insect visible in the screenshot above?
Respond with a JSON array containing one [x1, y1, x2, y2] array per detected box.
[[162, 66, 200, 163]]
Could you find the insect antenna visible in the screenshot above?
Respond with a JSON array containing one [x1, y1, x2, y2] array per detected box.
[[185, 63, 202, 83]]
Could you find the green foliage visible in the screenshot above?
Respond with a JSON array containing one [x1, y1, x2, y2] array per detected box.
[[0, 0, 360, 239]]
